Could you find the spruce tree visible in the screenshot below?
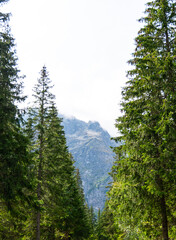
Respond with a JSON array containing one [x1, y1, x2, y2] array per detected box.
[[26, 67, 91, 239], [96, 203, 123, 240], [29, 66, 54, 240], [41, 103, 77, 239], [108, 0, 176, 239], [0, 0, 31, 209]]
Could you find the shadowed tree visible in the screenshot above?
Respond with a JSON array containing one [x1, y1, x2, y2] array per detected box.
[[0, 0, 32, 209]]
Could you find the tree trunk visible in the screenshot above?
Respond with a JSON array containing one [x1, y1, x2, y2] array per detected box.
[[36, 132, 43, 240], [160, 194, 169, 240], [157, 175, 169, 240], [36, 161, 42, 240], [36, 211, 41, 240]]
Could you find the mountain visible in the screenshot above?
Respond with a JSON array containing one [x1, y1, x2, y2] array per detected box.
[[61, 116, 116, 211]]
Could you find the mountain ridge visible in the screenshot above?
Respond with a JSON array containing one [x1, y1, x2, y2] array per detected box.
[[61, 115, 115, 211]]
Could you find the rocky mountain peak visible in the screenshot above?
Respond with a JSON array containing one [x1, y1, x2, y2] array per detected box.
[[61, 115, 116, 211]]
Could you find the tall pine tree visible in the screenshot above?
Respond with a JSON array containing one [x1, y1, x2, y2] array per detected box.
[[26, 66, 91, 239], [0, 0, 31, 209], [40, 104, 91, 239], [108, 0, 176, 239], [29, 66, 54, 240]]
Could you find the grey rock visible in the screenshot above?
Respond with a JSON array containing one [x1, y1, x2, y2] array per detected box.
[[61, 116, 116, 211]]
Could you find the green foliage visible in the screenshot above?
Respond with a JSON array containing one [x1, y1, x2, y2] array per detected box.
[[0, 1, 96, 239], [0, 0, 32, 209], [108, 0, 176, 239], [23, 67, 92, 239], [42, 105, 91, 239], [94, 203, 124, 240]]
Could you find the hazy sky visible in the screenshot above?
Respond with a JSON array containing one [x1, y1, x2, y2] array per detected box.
[[2, 0, 147, 136]]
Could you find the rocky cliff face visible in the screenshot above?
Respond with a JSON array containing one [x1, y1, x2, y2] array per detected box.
[[62, 116, 115, 211]]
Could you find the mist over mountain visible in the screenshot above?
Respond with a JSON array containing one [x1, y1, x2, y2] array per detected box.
[[61, 116, 116, 211]]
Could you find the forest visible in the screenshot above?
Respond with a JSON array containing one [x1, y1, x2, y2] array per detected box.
[[0, 0, 176, 239]]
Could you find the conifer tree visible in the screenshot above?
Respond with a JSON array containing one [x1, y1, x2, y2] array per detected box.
[[0, 0, 31, 209], [41, 103, 78, 239], [72, 168, 91, 239], [108, 0, 176, 239], [28, 66, 54, 239], [26, 67, 92, 239]]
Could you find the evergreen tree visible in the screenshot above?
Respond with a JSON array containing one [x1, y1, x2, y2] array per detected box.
[[87, 205, 97, 239], [25, 67, 92, 239], [96, 203, 124, 240], [41, 104, 79, 239], [108, 0, 176, 239], [0, 0, 32, 209], [72, 168, 91, 239], [28, 66, 54, 239]]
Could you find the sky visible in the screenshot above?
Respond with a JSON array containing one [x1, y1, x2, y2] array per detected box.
[[2, 0, 148, 136]]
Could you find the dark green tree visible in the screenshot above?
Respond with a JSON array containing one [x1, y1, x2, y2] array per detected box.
[[108, 0, 176, 239], [26, 67, 92, 239], [0, 0, 32, 209], [29, 66, 54, 240], [72, 168, 91, 239], [87, 205, 97, 239], [40, 104, 78, 239]]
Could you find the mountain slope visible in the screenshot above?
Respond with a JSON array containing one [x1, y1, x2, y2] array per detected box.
[[62, 117, 115, 211]]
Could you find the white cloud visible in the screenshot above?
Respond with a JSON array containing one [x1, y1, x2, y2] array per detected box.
[[2, 0, 147, 136]]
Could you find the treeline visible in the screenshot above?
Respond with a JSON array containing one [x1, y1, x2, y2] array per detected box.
[[0, 1, 98, 239], [98, 0, 176, 240]]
